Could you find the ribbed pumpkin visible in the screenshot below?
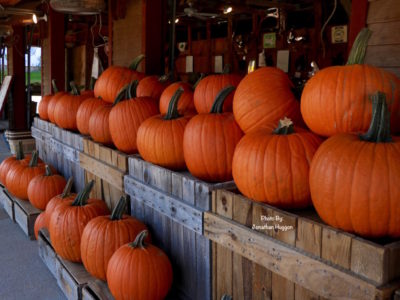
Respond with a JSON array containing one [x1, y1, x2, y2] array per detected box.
[[310, 92, 400, 238], [159, 82, 195, 115], [109, 81, 159, 153], [81, 196, 151, 281], [194, 68, 241, 113], [89, 104, 113, 145], [39, 79, 61, 120], [233, 67, 302, 133], [27, 165, 67, 210], [301, 28, 400, 137], [94, 55, 146, 103], [232, 118, 322, 208], [107, 230, 173, 300], [49, 181, 110, 262], [183, 86, 243, 182], [6, 152, 48, 200], [34, 212, 47, 240], [136, 75, 171, 101], [0, 141, 31, 186], [137, 88, 193, 170], [76, 97, 108, 135], [47, 80, 68, 124]]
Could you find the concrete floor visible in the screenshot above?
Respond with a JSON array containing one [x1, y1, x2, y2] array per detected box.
[[0, 133, 65, 300]]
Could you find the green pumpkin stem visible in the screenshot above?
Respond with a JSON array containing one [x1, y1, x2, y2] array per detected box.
[[28, 151, 38, 167], [51, 79, 59, 93], [129, 230, 148, 249], [110, 196, 127, 220], [113, 84, 130, 106], [16, 141, 25, 160], [61, 177, 74, 198], [193, 73, 205, 89], [89, 77, 97, 90], [210, 86, 235, 114], [128, 54, 145, 70], [164, 87, 184, 120], [70, 81, 80, 95], [273, 117, 295, 135], [360, 92, 392, 143], [72, 180, 94, 206], [44, 165, 53, 176], [223, 64, 231, 74], [127, 80, 138, 99], [346, 28, 372, 65]]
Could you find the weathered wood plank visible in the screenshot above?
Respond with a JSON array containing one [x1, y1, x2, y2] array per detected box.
[[38, 229, 58, 277], [368, 21, 400, 45], [367, 0, 400, 23], [13, 197, 41, 239], [82, 280, 114, 300], [0, 188, 14, 221], [50, 138, 80, 163], [321, 227, 352, 269], [365, 45, 400, 67], [296, 218, 322, 257]]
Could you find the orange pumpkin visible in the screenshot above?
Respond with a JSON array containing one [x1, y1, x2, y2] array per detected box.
[[107, 230, 173, 300], [109, 81, 159, 153], [49, 181, 110, 262], [34, 212, 47, 240], [39, 79, 62, 121], [301, 28, 400, 137], [27, 165, 67, 210], [183, 86, 244, 182], [159, 82, 195, 115], [81, 196, 151, 281], [137, 88, 193, 170], [232, 118, 322, 208], [76, 97, 108, 135], [0, 141, 31, 186], [310, 92, 400, 238], [89, 104, 113, 145], [136, 75, 171, 101], [47, 80, 67, 124], [94, 55, 146, 103]]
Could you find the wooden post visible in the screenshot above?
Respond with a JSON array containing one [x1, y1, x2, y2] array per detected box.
[[348, 0, 368, 54], [108, 0, 114, 67], [48, 7, 65, 92], [207, 20, 212, 73]]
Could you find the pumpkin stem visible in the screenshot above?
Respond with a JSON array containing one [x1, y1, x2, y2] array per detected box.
[[51, 79, 59, 93], [193, 73, 205, 89], [113, 84, 130, 106], [129, 230, 148, 249], [89, 77, 97, 90], [273, 117, 295, 135], [221, 295, 233, 300], [223, 64, 231, 74], [159, 73, 173, 83], [210, 86, 235, 114], [110, 196, 127, 220], [360, 92, 392, 143], [128, 54, 145, 70], [29, 151, 39, 167], [61, 177, 74, 198], [72, 180, 94, 206], [16, 141, 25, 160], [70, 81, 80, 95], [44, 165, 53, 176], [127, 80, 138, 99], [346, 28, 372, 65], [164, 87, 184, 120]]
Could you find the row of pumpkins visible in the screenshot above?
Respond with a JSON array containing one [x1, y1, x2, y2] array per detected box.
[[38, 29, 400, 239], [0, 145, 172, 300]]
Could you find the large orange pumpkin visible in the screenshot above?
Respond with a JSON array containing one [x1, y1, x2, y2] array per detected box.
[[137, 88, 193, 170], [81, 196, 151, 281], [136, 75, 171, 101], [49, 181, 110, 262], [6, 152, 48, 200], [27, 165, 67, 210], [88, 104, 113, 145], [47, 80, 68, 124], [232, 118, 322, 208], [301, 28, 400, 137], [94, 55, 146, 103], [183, 86, 244, 182], [310, 92, 400, 238], [159, 82, 195, 115], [76, 97, 108, 135], [233, 67, 302, 133], [107, 230, 173, 300], [0, 141, 31, 186], [194, 70, 242, 113], [109, 81, 159, 153]]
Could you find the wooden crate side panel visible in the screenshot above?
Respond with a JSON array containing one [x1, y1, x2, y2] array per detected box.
[[81, 280, 114, 300], [13, 197, 40, 239], [38, 229, 58, 277], [321, 227, 352, 269], [367, 0, 400, 23]]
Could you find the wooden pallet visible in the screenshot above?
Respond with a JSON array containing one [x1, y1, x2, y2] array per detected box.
[[0, 186, 14, 221], [38, 229, 114, 300], [79, 138, 129, 211], [125, 155, 236, 300], [206, 189, 400, 300]]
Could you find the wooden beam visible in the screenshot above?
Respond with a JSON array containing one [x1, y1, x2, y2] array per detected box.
[[348, 0, 368, 54], [108, 0, 114, 66], [48, 7, 65, 92]]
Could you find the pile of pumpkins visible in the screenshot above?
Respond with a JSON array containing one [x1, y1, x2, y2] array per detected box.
[[37, 28, 400, 239], [0, 145, 173, 300]]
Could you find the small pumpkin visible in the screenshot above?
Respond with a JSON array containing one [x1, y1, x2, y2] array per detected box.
[[159, 81, 195, 115], [137, 87, 193, 170], [94, 55, 146, 103], [49, 180, 110, 262], [0, 141, 31, 186], [34, 212, 47, 240], [88, 104, 113, 145], [107, 230, 173, 300], [310, 92, 400, 238], [183, 86, 244, 182], [27, 165, 67, 210], [76, 97, 108, 135], [232, 118, 322, 208], [136, 74, 171, 101], [47, 80, 68, 124], [6, 151, 48, 200], [194, 67, 242, 113], [109, 81, 159, 153], [81, 196, 151, 281]]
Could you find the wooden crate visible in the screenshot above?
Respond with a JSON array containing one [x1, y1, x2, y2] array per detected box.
[[79, 138, 129, 210], [206, 189, 400, 300], [0, 186, 14, 221], [31, 123, 53, 162], [82, 280, 114, 300], [38, 229, 58, 277], [125, 155, 235, 300], [13, 197, 41, 240]]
